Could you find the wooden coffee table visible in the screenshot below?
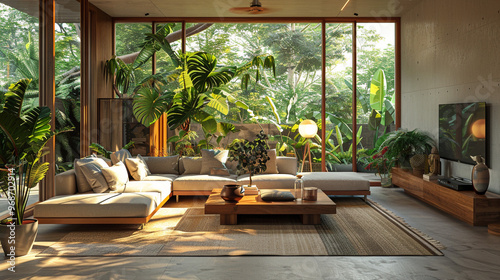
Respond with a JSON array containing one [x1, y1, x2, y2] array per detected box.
[[204, 188, 336, 225]]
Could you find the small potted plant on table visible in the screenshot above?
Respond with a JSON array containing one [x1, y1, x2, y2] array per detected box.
[[227, 130, 269, 188]]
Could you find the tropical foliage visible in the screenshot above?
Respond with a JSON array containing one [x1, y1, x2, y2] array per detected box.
[[0, 79, 68, 225]]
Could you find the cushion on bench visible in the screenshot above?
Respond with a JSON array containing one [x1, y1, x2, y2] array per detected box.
[[300, 172, 370, 191]]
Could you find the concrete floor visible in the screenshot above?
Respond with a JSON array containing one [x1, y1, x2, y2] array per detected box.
[[1, 187, 500, 280]]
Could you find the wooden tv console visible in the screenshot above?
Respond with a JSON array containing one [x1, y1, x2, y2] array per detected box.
[[392, 167, 500, 226]]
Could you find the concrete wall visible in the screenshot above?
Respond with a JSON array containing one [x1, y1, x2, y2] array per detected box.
[[401, 0, 500, 194]]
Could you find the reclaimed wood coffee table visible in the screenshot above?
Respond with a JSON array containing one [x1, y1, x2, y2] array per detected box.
[[204, 188, 336, 225]]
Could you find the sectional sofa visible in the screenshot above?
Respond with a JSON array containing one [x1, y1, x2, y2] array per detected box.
[[34, 151, 370, 226]]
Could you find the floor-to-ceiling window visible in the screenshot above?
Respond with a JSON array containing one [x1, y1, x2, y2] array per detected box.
[[0, 1, 40, 214], [110, 19, 399, 171], [54, 0, 81, 172]]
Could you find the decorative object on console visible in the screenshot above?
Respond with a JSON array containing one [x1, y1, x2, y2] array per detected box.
[[424, 147, 441, 181], [294, 174, 304, 201], [220, 184, 245, 202], [471, 155, 489, 195], [299, 119, 318, 172], [410, 154, 427, 177]]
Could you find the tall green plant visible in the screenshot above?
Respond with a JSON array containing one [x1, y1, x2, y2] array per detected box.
[[381, 129, 434, 168], [0, 79, 66, 225]]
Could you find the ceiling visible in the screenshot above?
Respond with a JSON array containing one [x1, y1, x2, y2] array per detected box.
[[92, 0, 421, 18], [1, 0, 422, 21]]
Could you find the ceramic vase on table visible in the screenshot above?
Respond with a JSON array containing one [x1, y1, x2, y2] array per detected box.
[[471, 156, 489, 195], [220, 184, 245, 202]]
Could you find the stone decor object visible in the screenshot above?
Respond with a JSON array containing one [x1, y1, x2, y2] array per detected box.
[[471, 156, 489, 195], [220, 184, 245, 202]]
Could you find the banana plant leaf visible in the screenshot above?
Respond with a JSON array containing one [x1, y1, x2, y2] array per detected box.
[[370, 69, 387, 111]]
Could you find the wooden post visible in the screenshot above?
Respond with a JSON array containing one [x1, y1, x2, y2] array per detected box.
[[39, 0, 56, 201]]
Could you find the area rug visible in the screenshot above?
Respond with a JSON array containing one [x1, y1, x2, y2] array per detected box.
[[38, 198, 443, 256]]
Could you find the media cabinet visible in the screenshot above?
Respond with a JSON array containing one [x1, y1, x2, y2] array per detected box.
[[392, 167, 500, 226]]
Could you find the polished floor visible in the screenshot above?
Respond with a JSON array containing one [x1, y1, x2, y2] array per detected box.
[[1, 187, 500, 280]]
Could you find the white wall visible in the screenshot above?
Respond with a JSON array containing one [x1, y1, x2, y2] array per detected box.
[[401, 0, 500, 194]]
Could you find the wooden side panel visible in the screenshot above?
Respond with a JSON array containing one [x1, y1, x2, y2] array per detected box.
[[90, 4, 113, 146], [392, 168, 423, 197]]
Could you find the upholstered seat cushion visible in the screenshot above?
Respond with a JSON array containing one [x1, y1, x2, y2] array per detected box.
[[173, 174, 237, 191], [34, 192, 161, 218], [141, 174, 178, 182], [299, 172, 370, 191], [236, 174, 296, 189], [111, 180, 171, 202]]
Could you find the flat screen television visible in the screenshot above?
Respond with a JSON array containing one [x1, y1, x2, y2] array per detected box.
[[439, 102, 487, 166]]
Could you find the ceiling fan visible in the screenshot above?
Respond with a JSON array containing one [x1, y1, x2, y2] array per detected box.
[[229, 0, 272, 15]]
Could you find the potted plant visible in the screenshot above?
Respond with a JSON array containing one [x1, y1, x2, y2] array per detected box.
[[0, 79, 60, 256], [366, 146, 396, 187], [381, 129, 435, 170], [227, 130, 270, 187]]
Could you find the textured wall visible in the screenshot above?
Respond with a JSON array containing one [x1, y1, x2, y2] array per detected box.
[[401, 0, 500, 193]]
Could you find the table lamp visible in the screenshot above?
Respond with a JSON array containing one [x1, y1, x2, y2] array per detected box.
[[299, 119, 318, 172]]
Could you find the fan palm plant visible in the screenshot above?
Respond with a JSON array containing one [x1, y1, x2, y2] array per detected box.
[[0, 79, 66, 225]]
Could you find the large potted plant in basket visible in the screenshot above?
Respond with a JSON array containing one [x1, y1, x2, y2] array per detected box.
[[381, 129, 434, 170], [227, 130, 269, 187], [0, 79, 60, 256]]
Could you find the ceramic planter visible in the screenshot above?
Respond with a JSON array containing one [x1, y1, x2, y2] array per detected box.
[[0, 219, 38, 257]]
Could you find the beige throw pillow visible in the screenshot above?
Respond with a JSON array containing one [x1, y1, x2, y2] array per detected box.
[[101, 161, 129, 191], [200, 149, 229, 174], [180, 157, 203, 175], [125, 155, 151, 181], [142, 155, 179, 174], [79, 158, 109, 193], [74, 155, 100, 193], [111, 149, 132, 165], [263, 149, 279, 174]]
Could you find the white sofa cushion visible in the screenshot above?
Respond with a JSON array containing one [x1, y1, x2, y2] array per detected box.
[[179, 157, 203, 175], [110, 149, 132, 165], [34, 192, 161, 218], [200, 149, 229, 174], [236, 174, 296, 189], [142, 155, 179, 174], [276, 156, 298, 175], [299, 172, 370, 191], [142, 174, 178, 182], [125, 155, 151, 181], [173, 174, 237, 191], [263, 149, 279, 174], [112, 180, 172, 201], [101, 161, 129, 191], [79, 158, 110, 193]]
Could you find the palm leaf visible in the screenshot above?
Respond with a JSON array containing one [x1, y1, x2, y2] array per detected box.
[[89, 143, 111, 158], [26, 162, 50, 190]]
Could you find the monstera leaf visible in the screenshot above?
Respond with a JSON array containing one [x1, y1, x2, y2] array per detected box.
[[167, 88, 208, 130], [187, 52, 236, 92], [133, 86, 173, 127]]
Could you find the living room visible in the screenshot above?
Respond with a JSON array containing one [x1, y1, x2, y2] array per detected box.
[[1, 0, 500, 279]]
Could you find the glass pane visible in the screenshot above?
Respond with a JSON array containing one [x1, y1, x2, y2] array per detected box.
[[0, 1, 39, 214], [0, 2, 39, 108], [115, 23, 153, 94], [55, 0, 81, 173], [356, 23, 396, 172], [325, 23, 353, 172], [185, 23, 322, 166]]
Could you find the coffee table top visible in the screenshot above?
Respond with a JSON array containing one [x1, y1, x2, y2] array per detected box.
[[205, 188, 336, 215]]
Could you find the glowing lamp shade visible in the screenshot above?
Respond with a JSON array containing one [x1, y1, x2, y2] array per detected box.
[[299, 120, 318, 138], [471, 119, 486, 139]]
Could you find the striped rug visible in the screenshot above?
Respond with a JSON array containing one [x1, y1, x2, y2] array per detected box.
[[38, 198, 443, 256]]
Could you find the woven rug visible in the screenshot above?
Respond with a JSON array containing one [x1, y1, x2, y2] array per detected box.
[[38, 198, 443, 256]]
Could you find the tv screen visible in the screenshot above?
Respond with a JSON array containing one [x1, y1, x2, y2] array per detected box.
[[439, 102, 487, 165]]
